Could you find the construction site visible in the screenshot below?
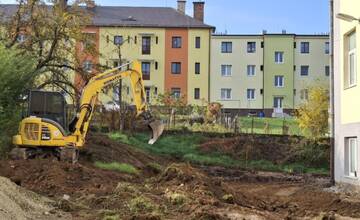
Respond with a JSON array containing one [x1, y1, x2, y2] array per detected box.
[[1, 132, 360, 220], [0, 0, 360, 219]]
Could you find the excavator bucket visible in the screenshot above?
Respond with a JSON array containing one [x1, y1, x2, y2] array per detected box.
[[148, 120, 165, 145]]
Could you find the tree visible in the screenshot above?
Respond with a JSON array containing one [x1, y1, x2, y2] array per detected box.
[[0, 43, 37, 154], [296, 86, 329, 139], [0, 0, 93, 102]]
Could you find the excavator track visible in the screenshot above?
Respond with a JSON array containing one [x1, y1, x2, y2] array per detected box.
[[10, 147, 79, 163]]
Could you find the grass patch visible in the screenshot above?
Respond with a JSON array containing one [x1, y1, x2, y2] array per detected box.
[[94, 161, 139, 175], [108, 132, 328, 175], [238, 117, 302, 135]]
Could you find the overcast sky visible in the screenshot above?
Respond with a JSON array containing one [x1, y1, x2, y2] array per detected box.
[[0, 0, 330, 34]]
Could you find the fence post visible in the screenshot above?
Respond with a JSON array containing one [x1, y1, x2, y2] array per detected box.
[[234, 116, 238, 133], [251, 117, 254, 134]]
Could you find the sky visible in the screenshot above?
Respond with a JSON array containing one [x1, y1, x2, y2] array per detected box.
[[0, 0, 330, 34]]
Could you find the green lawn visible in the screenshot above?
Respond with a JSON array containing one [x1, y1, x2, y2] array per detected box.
[[108, 132, 328, 175], [238, 117, 302, 136]]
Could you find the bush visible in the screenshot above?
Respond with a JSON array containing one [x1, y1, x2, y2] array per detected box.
[[129, 196, 156, 213], [0, 44, 36, 156]]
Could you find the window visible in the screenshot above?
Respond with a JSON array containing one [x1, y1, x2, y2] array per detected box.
[[172, 36, 182, 48], [221, 42, 232, 53], [273, 97, 283, 108], [142, 36, 151, 54], [325, 42, 330, 54], [247, 89, 255, 100], [114, 35, 123, 45], [195, 62, 200, 75], [247, 65, 256, 76], [171, 88, 181, 99], [113, 61, 119, 68], [195, 37, 201, 48], [83, 60, 93, 73], [221, 65, 232, 76], [155, 62, 158, 70], [17, 34, 26, 43], [221, 88, 231, 100], [171, 62, 181, 74], [325, 66, 330, 76], [346, 137, 358, 178], [300, 42, 310, 54], [274, 75, 284, 87], [194, 88, 200, 99], [145, 87, 151, 103], [300, 89, 309, 100], [83, 33, 96, 51], [348, 31, 357, 87], [247, 42, 256, 53], [300, 65, 309, 76], [275, 52, 284, 63], [141, 62, 151, 80]]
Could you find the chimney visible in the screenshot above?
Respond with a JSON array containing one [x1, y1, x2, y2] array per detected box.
[[177, 0, 186, 14], [282, 29, 287, 34], [193, 1, 205, 22], [86, 0, 96, 9], [262, 30, 267, 34]]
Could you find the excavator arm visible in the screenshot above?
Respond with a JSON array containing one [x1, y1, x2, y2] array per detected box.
[[72, 60, 164, 145], [11, 60, 164, 162]]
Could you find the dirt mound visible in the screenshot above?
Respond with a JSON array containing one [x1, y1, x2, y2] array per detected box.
[[0, 159, 132, 197], [0, 176, 69, 220], [82, 132, 157, 168], [200, 135, 300, 164]]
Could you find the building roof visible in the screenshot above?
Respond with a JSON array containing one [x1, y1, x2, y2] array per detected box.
[[212, 33, 329, 38], [0, 4, 214, 29]]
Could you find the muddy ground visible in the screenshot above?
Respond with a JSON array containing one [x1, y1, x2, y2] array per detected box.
[[0, 133, 359, 220]]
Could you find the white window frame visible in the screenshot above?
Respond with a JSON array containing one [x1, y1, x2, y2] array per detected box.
[[247, 89, 255, 100], [349, 47, 357, 87], [300, 89, 308, 100], [221, 88, 232, 100], [221, 65, 232, 77], [145, 87, 151, 103], [247, 65, 256, 76], [83, 60, 93, 73], [346, 137, 358, 178], [325, 42, 330, 54], [274, 75, 284, 87], [275, 52, 284, 64], [273, 97, 283, 108], [171, 88, 181, 99], [300, 65, 309, 76]]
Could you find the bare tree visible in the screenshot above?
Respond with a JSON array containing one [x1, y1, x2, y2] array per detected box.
[[0, 0, 94, 102]]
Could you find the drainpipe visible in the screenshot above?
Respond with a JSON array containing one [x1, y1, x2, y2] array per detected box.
[[329, 0, 335, 186]]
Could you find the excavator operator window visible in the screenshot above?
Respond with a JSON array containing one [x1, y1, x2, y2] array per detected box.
[[28, 90, 67, 128]]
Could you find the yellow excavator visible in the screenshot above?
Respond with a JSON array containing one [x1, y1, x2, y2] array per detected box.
[[11, 61, 164, 163]]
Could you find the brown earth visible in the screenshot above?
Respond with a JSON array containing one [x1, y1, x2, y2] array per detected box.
[[0, 133, 359, 219], [199, 135, 330, 167]]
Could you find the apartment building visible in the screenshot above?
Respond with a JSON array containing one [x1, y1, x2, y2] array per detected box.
[[334, 0, 360, 185], [76, 0, 213, 106], [211, 34, 330, 117]]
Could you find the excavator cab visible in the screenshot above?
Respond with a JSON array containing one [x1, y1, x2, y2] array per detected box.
[[12, 61, 164, 163], [26, 90, 67, 130]]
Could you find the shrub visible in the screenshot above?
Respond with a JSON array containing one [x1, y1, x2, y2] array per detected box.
[[129, 196, 156, 213]]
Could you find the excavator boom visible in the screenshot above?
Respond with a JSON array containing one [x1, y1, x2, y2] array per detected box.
[[12, 61, 164, 162]]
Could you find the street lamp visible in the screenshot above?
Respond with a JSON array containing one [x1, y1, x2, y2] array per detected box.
[[336, 13, 360, 22]]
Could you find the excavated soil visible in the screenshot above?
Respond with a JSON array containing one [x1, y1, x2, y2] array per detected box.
[[0, 176, 70, 220], [199, 135, 330, 166], [0, 133, 359, 219]]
